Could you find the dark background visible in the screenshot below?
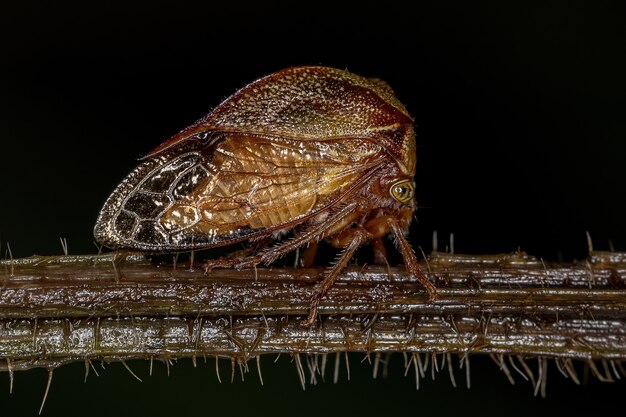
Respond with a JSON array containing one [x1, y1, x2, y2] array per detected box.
[[1, 1, 625, 416]]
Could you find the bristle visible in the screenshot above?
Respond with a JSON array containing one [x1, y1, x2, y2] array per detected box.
[[294, 354, 306, 390]]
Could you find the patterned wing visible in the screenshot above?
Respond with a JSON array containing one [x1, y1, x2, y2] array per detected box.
[[94, 134, 384, 251]]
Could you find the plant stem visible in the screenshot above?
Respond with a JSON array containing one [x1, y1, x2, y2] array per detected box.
[[0, 250, 625, 372]]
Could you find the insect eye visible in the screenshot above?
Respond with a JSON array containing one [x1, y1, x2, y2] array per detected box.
[[390, 180, 414, 204]]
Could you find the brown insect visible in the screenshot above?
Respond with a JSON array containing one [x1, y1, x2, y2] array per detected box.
[[94, 66, 437, 325]]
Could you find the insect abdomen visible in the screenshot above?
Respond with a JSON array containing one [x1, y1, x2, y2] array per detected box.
[[161, 135, 381, 238]]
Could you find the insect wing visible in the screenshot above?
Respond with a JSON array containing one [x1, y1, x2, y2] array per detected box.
[[94, 134, 384, 251]]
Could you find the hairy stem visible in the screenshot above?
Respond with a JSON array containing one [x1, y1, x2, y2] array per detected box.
[[0, 250, 625, 372]]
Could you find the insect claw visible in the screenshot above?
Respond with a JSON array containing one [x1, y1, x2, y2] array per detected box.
[[235, 259, 256, 270], [427, 288, 439, 302], [301, 313, 318, 328], [301, 297, 321, 328]]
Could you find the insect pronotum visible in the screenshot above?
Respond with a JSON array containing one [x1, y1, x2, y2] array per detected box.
[[94, 66, 437, 325]]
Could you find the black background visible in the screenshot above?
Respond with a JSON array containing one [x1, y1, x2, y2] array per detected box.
[[1, 2, 625, 416]]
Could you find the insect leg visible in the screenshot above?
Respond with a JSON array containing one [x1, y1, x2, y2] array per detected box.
[[223, 236, 273, 260], [202, 237, 274, 271], [260, 200, 365, 265], [303, 227, 371, 327], [371, 237, 389, 265], [388, 219, 438, 300], [300, 242, 319, 268], [204, 200, 365, 271]]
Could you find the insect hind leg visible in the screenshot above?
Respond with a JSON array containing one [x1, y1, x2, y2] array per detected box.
[[203, 236, 273, 271], [302, 226, 371, 327], [204, 200, 365, 272]]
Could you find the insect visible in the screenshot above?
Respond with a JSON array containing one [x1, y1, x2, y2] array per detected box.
[[94, 66, 437, 325]]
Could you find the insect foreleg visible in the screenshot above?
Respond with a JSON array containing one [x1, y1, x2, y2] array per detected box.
[[388, 219, 437, 300], [303, 226, 371, 327]]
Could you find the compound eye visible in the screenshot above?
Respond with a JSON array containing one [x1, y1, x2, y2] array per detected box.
[[390, 180, 414, 204]]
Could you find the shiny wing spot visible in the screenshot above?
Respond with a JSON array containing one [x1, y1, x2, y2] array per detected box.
[[169, 230, 197, 246], [139, 170, 179, 193], [160, 205, 200, 232], [135, 220, 168, 246], [113, 210, 138, 239], [172, 166, 210, 200], [124, 192, 171, 220], [139, 154, 199, 193]]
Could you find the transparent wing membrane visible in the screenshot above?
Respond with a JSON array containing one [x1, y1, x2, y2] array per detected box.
[[95, 134, 383, 251]]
